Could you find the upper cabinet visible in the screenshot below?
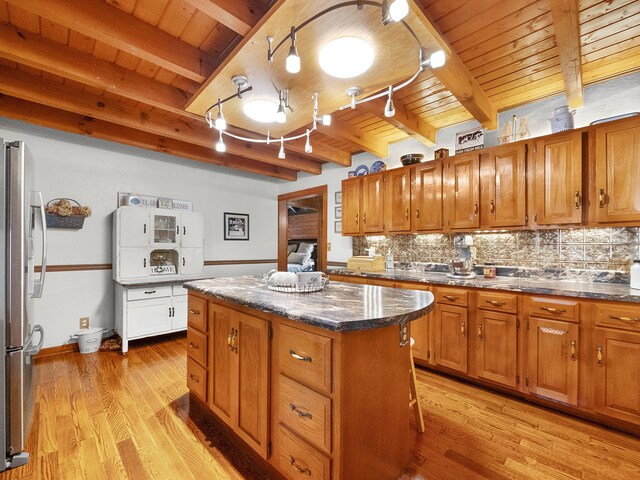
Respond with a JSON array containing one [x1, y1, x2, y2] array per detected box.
[[341, 173, 385, 235], [385, 168, 412, 233], [595, 117, 640, 224], [412, 161, 443, 232], [481, 143, 527, 228], [342, 176, 362, 235], [534, 131, 583, 226], [445, 153, 480, 230]]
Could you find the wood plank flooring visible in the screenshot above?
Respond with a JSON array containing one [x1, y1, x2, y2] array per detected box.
[[2, 334, 639, 480]]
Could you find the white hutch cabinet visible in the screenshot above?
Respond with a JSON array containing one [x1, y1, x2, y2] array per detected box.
[[113, 207, 205, 353]]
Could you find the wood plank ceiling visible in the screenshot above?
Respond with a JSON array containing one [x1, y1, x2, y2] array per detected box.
[[0, 0, 638, 180]]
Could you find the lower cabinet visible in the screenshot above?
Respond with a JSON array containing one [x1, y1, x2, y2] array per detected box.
[[434, 302, 468, 374], [476, 309, 518, 388]]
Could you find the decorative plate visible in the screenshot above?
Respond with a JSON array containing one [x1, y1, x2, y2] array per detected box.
[[370, 160, 387, 173], [354, 164, 369, 176]]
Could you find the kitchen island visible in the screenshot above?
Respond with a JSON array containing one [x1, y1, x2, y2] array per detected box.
[[184, 275, 434, 480]]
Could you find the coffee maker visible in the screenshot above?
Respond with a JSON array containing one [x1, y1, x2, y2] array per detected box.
[[448, 235, 476, 279]]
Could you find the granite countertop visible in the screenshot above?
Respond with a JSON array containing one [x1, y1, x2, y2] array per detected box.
[[184, 275, 435, 332], [115, 274, 211, 287], [327, 268, 640, 304]]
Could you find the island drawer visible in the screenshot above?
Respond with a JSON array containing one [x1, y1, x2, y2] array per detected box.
[[478, 292, 518, 313], [527, 297, 579, 322], [188, 296, 207, 332], [187, 328, 207, 367], [127, 285, 172, 301], [187, 357, 207, 402], [279, 324, 332, 395], [594, 303, 640, 331], [435, 288, 468, 307], [278, 374, 332, 454], [277, 425, 330, 480]]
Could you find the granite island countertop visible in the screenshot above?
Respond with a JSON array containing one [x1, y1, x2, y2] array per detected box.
[[327, 268, 640, 304], [184, 275, 435, 332]]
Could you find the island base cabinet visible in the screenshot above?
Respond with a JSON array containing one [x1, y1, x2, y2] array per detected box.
[[527, 318, 579, 406], [594, 328, 640, 425], [476, 310, 518, 388], [208, 303, 270, 459]]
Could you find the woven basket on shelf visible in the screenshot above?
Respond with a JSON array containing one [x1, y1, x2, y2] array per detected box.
[[45, 198, 86, 229]]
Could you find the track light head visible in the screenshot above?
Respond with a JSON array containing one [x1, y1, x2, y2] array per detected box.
[[215, 131, 226, 153]]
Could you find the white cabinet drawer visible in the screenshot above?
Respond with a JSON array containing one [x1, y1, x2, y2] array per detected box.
[[127, 285, 172, 301], [172, 285, 188, 296]]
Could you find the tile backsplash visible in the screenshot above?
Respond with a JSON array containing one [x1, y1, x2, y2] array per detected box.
[[353, 227, 640, 276]]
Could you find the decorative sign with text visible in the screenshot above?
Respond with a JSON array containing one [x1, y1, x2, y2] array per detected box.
[[117, 192, 193, 211]]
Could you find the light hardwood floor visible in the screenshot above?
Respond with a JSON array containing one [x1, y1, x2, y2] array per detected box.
[[1, 335, 639, 480]]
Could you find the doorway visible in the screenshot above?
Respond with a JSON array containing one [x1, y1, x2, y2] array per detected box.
[[277, 186, 328, 272]]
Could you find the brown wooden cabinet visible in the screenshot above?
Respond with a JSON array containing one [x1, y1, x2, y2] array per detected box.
[[434, 299, 468, 374], [385, 168, 412, 232], [411, 161, 443, 232], [208, 303, 270, 458], [396, 281, 431, 362], [445, 153, 480, 230], [595, 116, 640, 223], [481, 143, 527, 228], [361, 173, 385, 233], [534, 131, 583, 225], [476, 309, 518, 388], [341, 177, 361, 235]]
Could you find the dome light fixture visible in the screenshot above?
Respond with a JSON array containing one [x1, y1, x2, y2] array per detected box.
[[243, 99, 279, 123], [319, 37, 375, 79]]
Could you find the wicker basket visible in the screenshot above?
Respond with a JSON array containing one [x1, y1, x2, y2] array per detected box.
[[45, 198, 86, 229]]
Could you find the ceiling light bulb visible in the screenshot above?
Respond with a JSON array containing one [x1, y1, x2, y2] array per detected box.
[[215, 131, 226, 153], [384, 86, 395, 117], [278, 138, 286, 159], [322, 114, 332, 126], [319, 37, 375, 79], [214, 100, 226, 131], [275, 102, 287, 124], [429, 50, 446, 68], [286, 44, 301, 74], [305, 130, 313, 154], [389, 0, 409, 22]]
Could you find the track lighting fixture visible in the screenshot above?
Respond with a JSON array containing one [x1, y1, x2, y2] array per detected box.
[[381, 0, 409, 25], [384, 86, 395, 117], [305, 129, 313, 154], [278, 138, 286, 159], [275, 89, 288, 124], [213, 99, 227, 131], [419, 47, 446, 70], [285, 27, 301, 74], [215, 130, 226, 153]]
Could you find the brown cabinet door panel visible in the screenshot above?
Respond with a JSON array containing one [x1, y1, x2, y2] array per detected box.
[[435, 304, 468, 373], [446, 154, 480, 230], [476, 310, 518, 388], [362, 173, 385, 233], [595, 118, 640, 223], [341, 178, 361, 235], [412, 161, 443, 232], [209, 303, 236, 424], [594, 328, 640, 425], [527, 317, 579, 406], [535, 132, 582, 225], [385, 169, 411, 232], [487, 143, 527, 227]]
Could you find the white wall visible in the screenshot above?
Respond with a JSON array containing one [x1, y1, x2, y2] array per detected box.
[[1, 118, 280, 347], [280, 71, 640, 262]]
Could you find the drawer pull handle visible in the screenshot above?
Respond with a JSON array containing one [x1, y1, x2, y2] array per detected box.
[[490, 199, 495, 215], [189, 309, 200, 315], [597, 345, 603, 367], [570, 340, 576, 361], [363, 212, 367, 224], [289, 456, 311, 476], [541, 306, 566, 314], [477, 324, 483, 341], [290, 350, 312, 362], [485, 300, 506, 307], [189, 342, 199, 350], [574, 191, 581, 210], [228, 329, 238, 353], [608, 314, 640, 323], [599, 188, 605, 208], [443, 295, 458, 301], [290, 403, 313, 419], [416, 208, 420, 220], [474, 201, 479, 216], [189, 374, 200, 383], [355, 213, 359, 225], [144, 290, 156, 294], [461, 321, 465, 336], [405, 208, 409, 220]]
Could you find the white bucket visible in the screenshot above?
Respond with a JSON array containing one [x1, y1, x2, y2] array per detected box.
[[73, 327, 104, 354]]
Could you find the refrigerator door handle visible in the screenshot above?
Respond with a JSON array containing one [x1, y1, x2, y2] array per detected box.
[[24, 325, 44, 356], [31, 191, 47, 298]]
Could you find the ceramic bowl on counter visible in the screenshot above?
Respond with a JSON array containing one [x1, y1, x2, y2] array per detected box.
[[400, 153, 424, 166]]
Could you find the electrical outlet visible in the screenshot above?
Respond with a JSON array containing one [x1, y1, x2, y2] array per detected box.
[[80, 317, 90, 329], [327, 242, 332, 251]]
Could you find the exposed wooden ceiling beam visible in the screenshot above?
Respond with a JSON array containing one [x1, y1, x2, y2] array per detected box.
[[318, 117, 388, 158], [4, 0, 217, 83], [409, 1, 498, 130], [359, 98, 436, 145], [0, 94, 296, 180], [549, 0, 584, 108], [184, 0, 266, 36], [0, 23, 350, 166], [0, 66, 321, 175]]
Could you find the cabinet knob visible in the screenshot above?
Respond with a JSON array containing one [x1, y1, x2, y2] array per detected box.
[[188, 342, 199, 350], [189, 374, 200, 383]]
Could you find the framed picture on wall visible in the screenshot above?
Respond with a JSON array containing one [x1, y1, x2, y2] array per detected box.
[[335, 206, 342, 219], [335, 191, 342, 204], [335, 221, 342, 233], [224, 212, 249, 240]]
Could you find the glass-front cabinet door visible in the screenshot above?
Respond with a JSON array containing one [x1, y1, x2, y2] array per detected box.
[[151, 213, 179, 246]]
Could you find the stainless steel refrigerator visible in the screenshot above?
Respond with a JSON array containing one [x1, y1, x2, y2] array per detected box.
[[1, 139, 46, 471]]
